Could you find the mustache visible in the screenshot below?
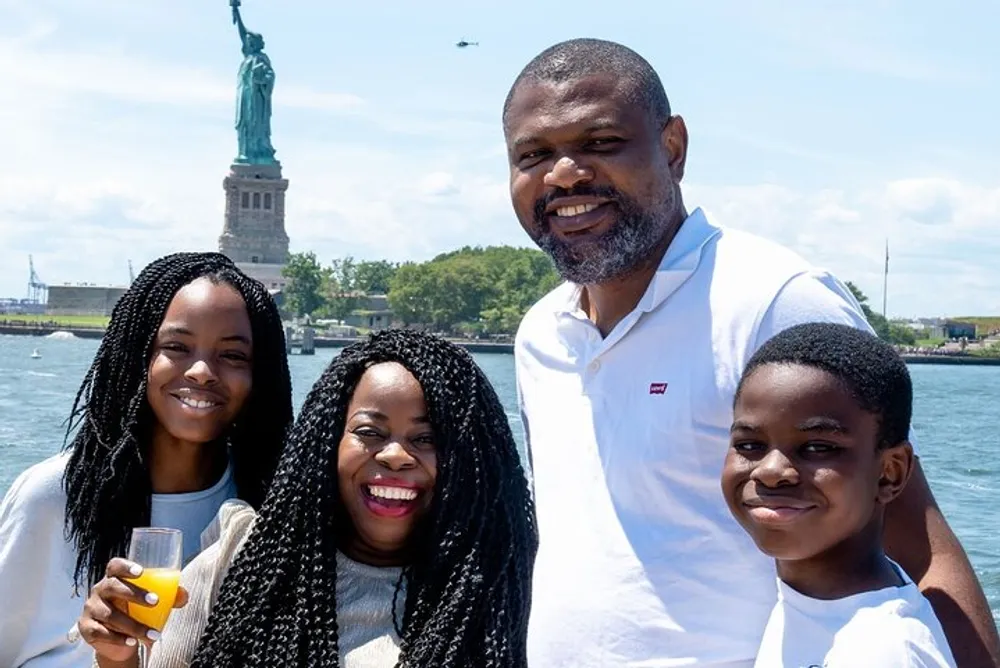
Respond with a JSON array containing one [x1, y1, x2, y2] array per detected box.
[[533, 185, 621, 227]]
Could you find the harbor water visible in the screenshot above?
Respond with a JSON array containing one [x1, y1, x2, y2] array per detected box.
[[1, 333, 997, 624]]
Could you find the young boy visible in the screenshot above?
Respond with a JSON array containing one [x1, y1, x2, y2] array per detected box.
[[722, 322, 956, 667]]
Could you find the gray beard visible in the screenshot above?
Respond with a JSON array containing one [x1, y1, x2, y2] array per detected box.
[[535, 205, 667, 285]]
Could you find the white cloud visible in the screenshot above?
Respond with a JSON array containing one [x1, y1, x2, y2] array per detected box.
[[417, 172, 459, 198], [881, 178, 1000, 232], [0, 36, 363, 114], [688, 177, 1000, 317], [280, 154, 522, 264]]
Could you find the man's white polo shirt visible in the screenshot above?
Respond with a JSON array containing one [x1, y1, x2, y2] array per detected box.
[[516, 208, 875, 667]]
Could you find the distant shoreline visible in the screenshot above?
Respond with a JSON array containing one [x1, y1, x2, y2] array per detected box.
[[0, 324, 106, 340], [0, 323, 516, 355], [4, 323, 999, 365], [898, 354, 1000, 366]]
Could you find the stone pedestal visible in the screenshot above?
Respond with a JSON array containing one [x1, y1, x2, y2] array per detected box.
[[218, 162, 290, 266]]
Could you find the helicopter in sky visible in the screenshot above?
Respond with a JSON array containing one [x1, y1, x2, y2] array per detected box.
[[456, 39, 479, 48]]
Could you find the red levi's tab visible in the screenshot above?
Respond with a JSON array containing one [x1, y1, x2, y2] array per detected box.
[[649, 383, 668, 395]]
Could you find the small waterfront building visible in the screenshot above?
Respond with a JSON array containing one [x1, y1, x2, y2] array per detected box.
[[344, 294, 394, 331], [928, 320, 978, 340], [46, 284, 127, 316]]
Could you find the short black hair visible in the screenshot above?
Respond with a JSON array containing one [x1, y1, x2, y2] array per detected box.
[[737, 322, 912, 448], [502, 38, 671, 130]]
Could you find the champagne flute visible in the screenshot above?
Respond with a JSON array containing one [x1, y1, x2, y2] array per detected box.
[[123, 528, 182, 667]]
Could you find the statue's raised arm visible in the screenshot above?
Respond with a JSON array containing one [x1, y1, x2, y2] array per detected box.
[[230, 0, 248, 48]]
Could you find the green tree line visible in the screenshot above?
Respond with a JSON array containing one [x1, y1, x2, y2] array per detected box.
[[282, 251, 917, 343], [281, 253, 399, 321], [281, 247, 560, 336], [845, 282, 917, 346]]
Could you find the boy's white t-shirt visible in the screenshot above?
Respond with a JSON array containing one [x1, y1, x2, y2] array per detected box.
[[754, 561, 956, 668]]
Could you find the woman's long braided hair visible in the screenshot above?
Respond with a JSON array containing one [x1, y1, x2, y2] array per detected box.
[[62, 251, 293, 590], [190, 328, 538, 667]]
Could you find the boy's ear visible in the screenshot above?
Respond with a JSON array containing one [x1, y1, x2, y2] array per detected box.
[[876, 440, 914, 505]]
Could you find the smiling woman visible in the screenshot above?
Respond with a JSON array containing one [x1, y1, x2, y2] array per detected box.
[[0, 252, 293, 668], [337, 362, 438, 566], [180, 330, 537, 668], [145, 278, 256, 477]]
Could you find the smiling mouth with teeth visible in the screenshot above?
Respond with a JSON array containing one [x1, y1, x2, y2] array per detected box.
[[361, 483, 423, 518], [174, 395, 222, 410], [554, 203, 601, 217], [366, 484, 419, 502]]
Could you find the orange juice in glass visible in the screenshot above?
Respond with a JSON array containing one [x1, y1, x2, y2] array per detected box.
[[124, 528, 182, 632], [124, 567, 182, 630]]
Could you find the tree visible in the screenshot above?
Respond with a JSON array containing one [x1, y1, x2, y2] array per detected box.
[[387, 262, 433, 326], [845, 281, 915, 345], [480, 249, 560, 334], [387, 258, 490, 330], [354, 260, 398, 294], [888, 322, 917, 346], [845, 281, 876, 318], [386, 246, 560, 334], [325, 256, 360, 321], [281, 252, 326, 317]]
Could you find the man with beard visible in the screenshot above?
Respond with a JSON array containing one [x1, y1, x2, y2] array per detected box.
[[504, 38, 999, 668]]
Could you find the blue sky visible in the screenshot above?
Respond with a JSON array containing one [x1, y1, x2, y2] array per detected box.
[[0, 0, 997, 317]]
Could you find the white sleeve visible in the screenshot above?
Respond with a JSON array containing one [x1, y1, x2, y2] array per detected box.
[[902, 641, 959, 668], [752, 270, 921, 456], [753, 270, 873, 349], [826, 642, 954, 668], [824, 618, 956, 668], [0, 463, 72, 667]]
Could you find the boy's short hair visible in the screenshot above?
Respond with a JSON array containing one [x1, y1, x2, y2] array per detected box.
[[737, 322, 912, 448]]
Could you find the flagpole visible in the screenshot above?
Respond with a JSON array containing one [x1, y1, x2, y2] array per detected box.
[[882, 239, 889, 319]]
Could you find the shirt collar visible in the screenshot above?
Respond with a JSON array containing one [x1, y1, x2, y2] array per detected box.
[[554, 206, 720, 317]]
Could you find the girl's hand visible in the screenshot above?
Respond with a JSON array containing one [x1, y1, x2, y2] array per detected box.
[[77, 558, 188, 663]]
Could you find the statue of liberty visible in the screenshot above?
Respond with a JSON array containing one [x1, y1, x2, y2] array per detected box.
[[230, 0, 277, 165]]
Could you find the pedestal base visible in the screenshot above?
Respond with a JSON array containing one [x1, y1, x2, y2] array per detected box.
[[219, 162, 290, 266]]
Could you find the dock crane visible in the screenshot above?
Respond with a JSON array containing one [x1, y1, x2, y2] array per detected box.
[[27, 255, 47, 304]]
